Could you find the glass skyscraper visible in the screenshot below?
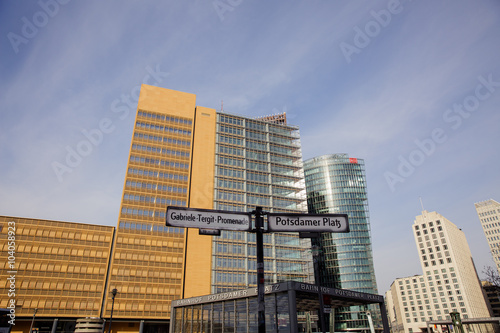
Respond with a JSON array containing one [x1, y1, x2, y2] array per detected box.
[[212, 112, 313, 293], [304, 154, 380, 332]]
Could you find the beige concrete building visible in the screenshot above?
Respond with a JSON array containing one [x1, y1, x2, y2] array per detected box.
[[0, 216, 115, 333], [386, 211, 491, 333], [475, 199, 500, 274]]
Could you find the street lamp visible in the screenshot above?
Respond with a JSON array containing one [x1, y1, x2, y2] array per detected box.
[[29, 308, 38, 333], [108, 288, 118, 333]]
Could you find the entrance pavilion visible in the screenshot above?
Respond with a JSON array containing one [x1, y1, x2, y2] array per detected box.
[[170, 281, 390, 332]]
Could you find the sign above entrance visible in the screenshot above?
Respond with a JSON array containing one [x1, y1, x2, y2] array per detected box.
[[267, 213, 349, 233], [166, 206, 251, 232]]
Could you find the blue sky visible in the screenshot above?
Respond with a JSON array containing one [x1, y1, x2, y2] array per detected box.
[[1, 0, 499, 293]]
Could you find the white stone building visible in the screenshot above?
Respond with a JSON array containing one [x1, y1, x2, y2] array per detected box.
[[385, 211, 491, 333]]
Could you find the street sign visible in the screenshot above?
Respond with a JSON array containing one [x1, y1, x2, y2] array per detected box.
[[268, 213, 349, 233], [166, 206, 252, 232]]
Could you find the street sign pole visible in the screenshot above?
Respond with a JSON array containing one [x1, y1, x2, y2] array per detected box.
[[312, 245, 327, 333], [253, 206, 266, 333]]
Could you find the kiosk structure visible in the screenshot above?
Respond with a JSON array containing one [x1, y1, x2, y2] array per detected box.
[[169, 281, 389, 332]]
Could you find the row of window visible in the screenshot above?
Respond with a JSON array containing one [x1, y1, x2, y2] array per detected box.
[[246, 130, 266, 141], [219, 114, 243, 126], [123, 194, 186, 206], [130, 155, 189, 169], [218, 144, 244, 156], [134, 132, 191, 146], [219, 135, 243, 146], [7, 228, 112, 241], [128, 168, 188, 181], [118, 221, 185, 234], [217, 178, 244, 191], [216, 140, 297, 156], [11, 245, 108, 258], [481, 215, 499, 223], [218, 155, 244, 167], [423, 257, 452, 267], [117, 235, 183, 247], [215, 257, 246, 269], [121, 207, 167, 218], [217, 190, 244, 202], [247, 195, 270, 206], [214, 272, 246, 284], [125, 180, 187, 193], [132, 144, 190, 158], [478, 209, 500, 217], [247, 140, 267, 151], [304, 164, 365, 177], [136, 121, 191, 136], [415, 220, 441, 230], [484, 221, 499, 229], [219, 124, 243, 136], [487, 235, 500, 242], [217, 158, 297, 177], [137, 110, 192, 125]]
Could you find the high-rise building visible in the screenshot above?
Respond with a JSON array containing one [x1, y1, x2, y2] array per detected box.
[[211, 111, 312, 293], [474, 199, 500, 273], [104, 85, 313, 321], [386, 210, 491, 333], [303, 154, 380, 332]]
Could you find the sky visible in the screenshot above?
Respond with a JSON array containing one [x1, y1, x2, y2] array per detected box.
[[1, 0, 499, 294]]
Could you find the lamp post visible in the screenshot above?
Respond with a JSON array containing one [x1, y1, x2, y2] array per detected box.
[[29, 308, 38, 333], [108, 288, 118, 333]]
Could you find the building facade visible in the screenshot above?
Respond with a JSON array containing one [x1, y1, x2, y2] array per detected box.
[[303, 154, 380, 332], [0, 216, 114, 332], [104, 85, 313, 321], [474, 199, 500, 274], [212, 111, 312, 293], [386, 210, 491, 333]]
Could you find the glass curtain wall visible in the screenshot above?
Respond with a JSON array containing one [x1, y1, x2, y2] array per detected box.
[[212, 113, 313, 293], [304, 154, 381, 332]]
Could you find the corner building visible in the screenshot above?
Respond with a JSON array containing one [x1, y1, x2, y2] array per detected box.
[[303, 154, 381, 332], [104, 85, 313, 322]]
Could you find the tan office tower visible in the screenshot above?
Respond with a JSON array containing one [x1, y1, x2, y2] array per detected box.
[[102, 85, 216, 322], [385, 211, 491, 333], [104, 85, 312, 324], [474, 199, 500, 274]]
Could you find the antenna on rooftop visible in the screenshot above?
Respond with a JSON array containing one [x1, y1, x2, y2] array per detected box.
[[221, 100, 223, 112], [419, 197, 427, 220]]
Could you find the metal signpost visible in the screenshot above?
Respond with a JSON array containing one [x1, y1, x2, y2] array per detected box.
[[166, 206, 349, 333]]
